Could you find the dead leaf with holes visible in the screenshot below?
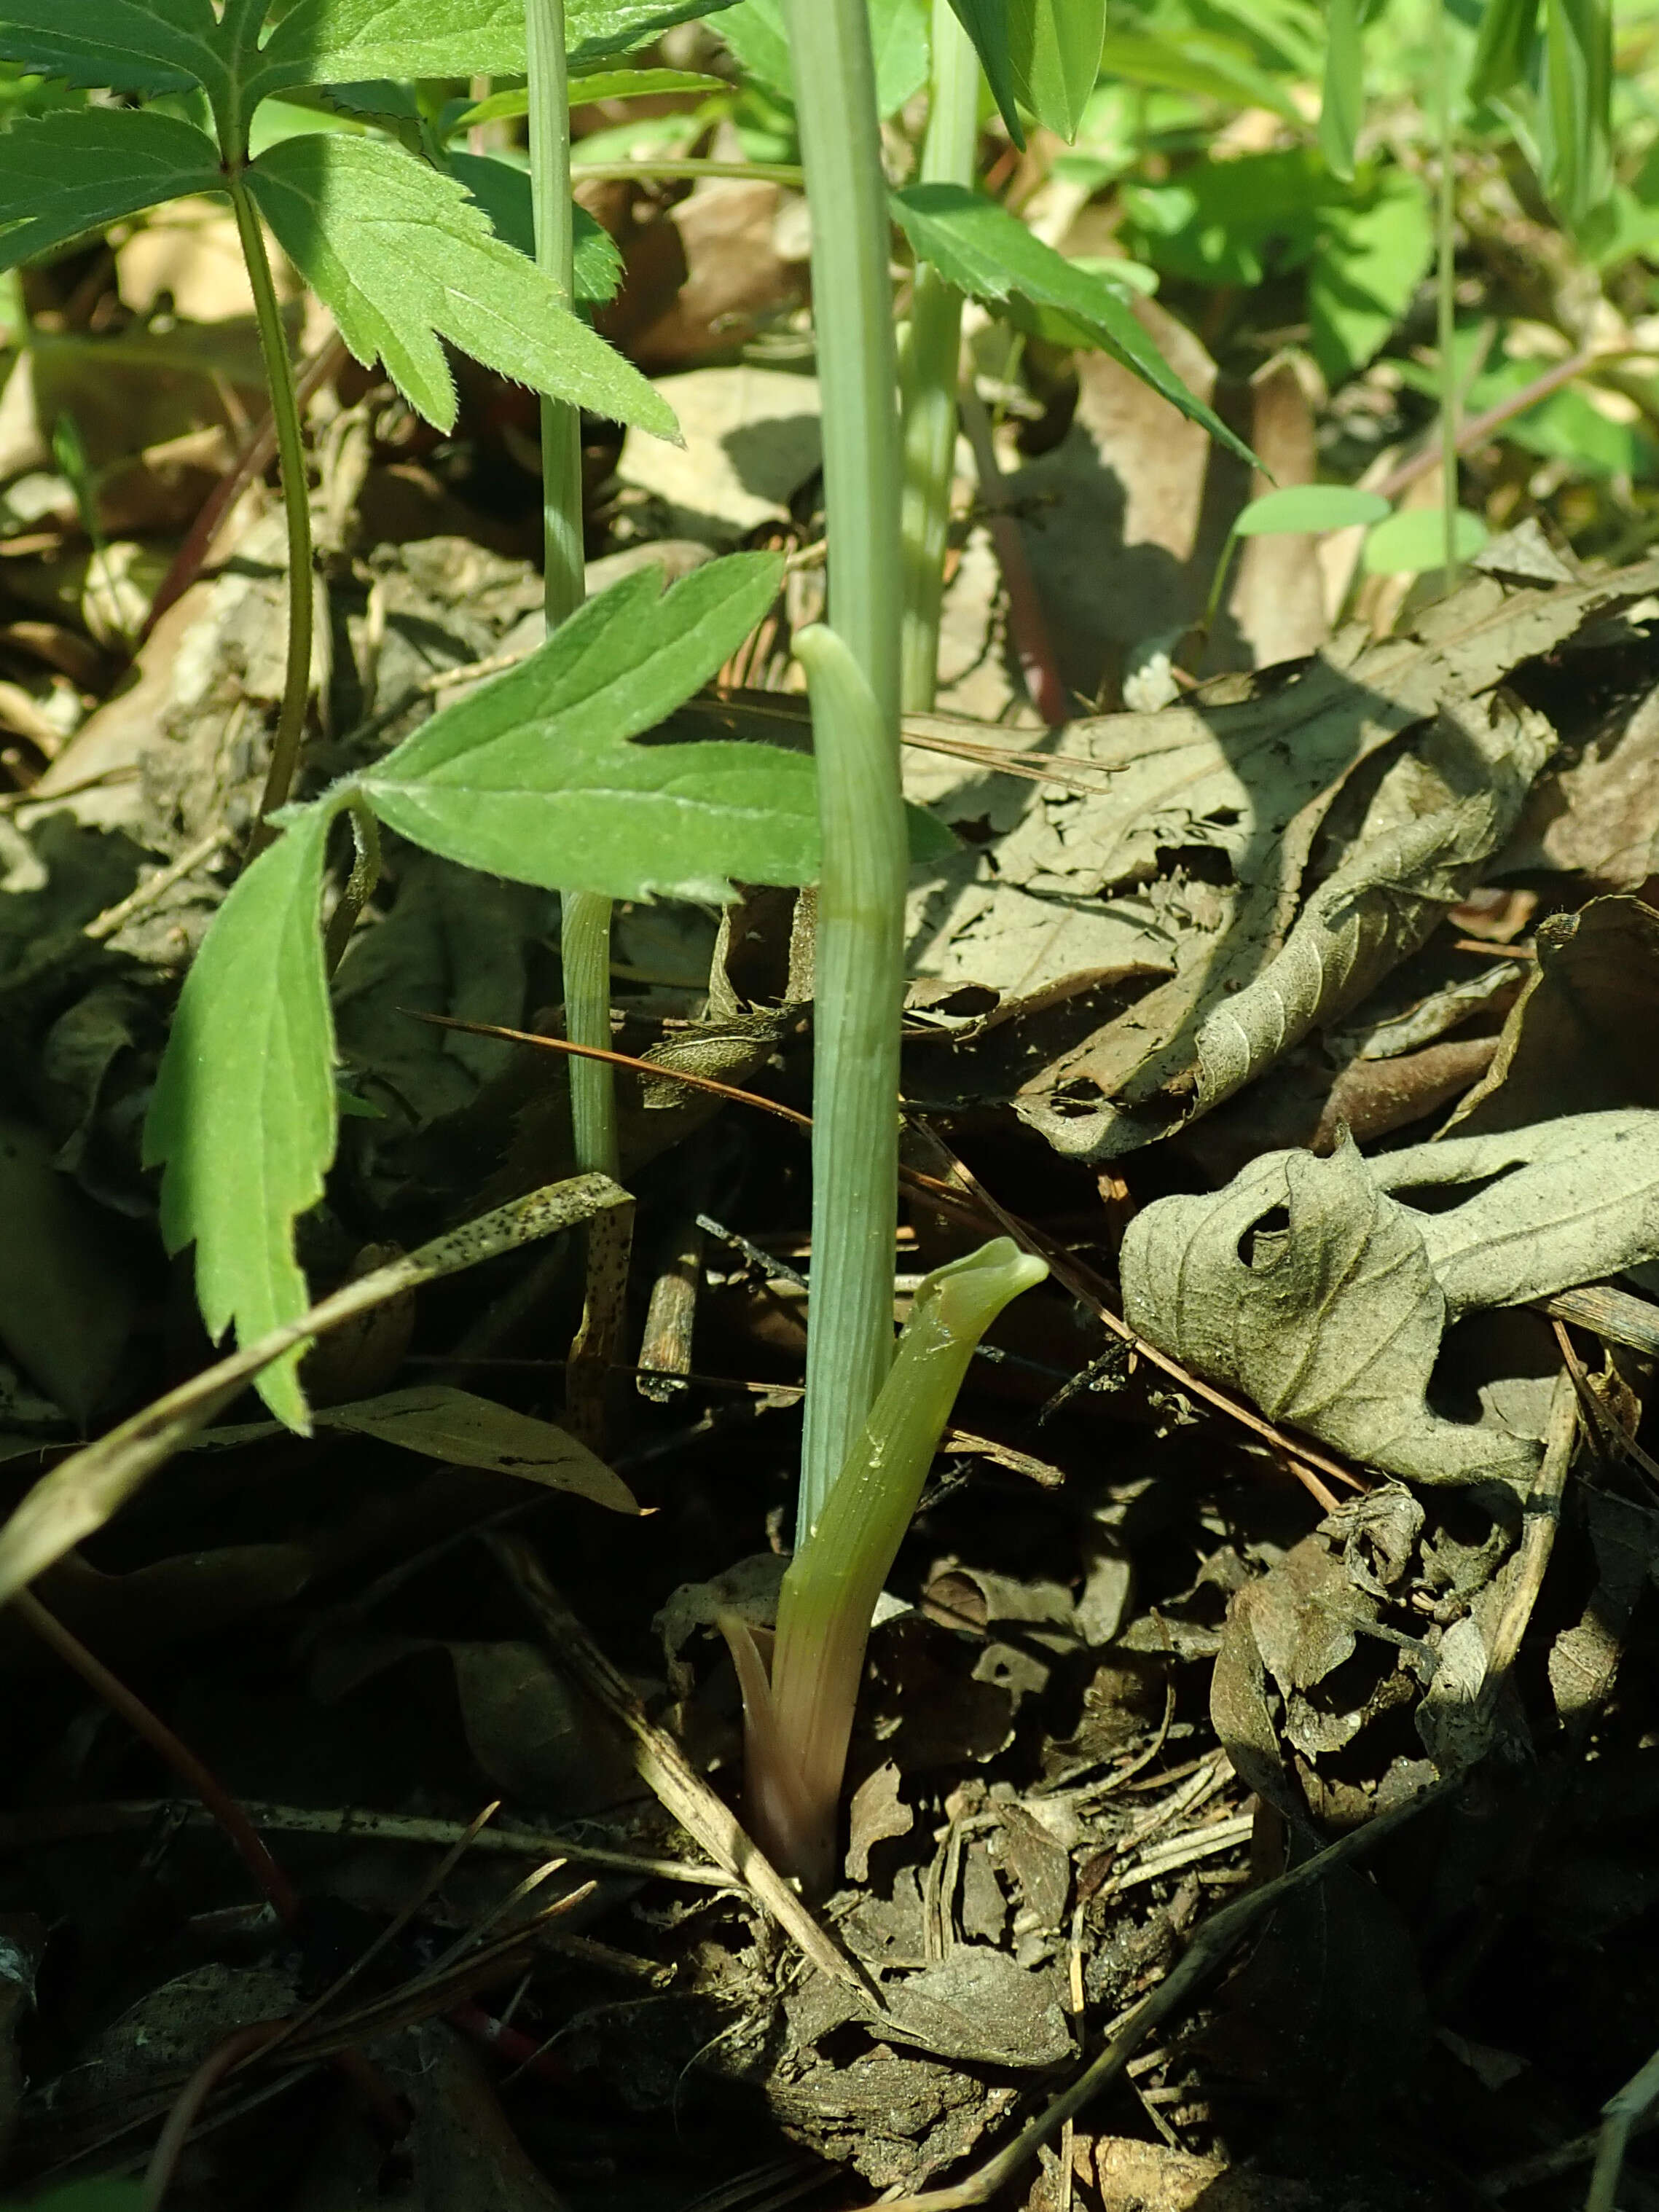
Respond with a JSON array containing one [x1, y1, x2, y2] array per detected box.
[[1121, 1110, 1659, 1484]]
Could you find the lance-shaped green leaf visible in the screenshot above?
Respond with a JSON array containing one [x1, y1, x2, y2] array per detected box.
[[0, 0, 222, 94], [1009, 0, 1105, 143], [0, 108, 222, 270], [945, 0, 1024, 145], [454, 68, 726, 131], [1318, 0, 1365, 181], [143, 803, 337, 1433], [358, 554, 827, 901], [244, 134, 675, 436], [1470, 0, 1540, 104], [1540, 0, 1612, 229], [446, 152, 624, 305], [891, 182, 1255, 467], [255, 0, 743, 93]]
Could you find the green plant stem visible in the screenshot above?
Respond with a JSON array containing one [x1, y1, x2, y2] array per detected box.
[[1433, 0, 1459, 581], [571, 158, 804, 184], [233, 177, 314, 847], [527, 0, 616, 1178], [782, 0, 905, 1548], [898, 0, 981, 712], [322, 796, 381, 976], [793, 623, 906, 1553], [734, 1237, 1047, 1892]]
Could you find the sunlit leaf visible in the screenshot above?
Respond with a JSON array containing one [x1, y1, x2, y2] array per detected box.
[[717, 0, 930, 117], [1362, 506, 1490, 574], [445, 152, 624, 305], [245, 134, 674, 434], [455, 68, 726, 133], [1318, 0, 1365, 181], [944, 0, 1024, 145], [0, 0, 221, 95], [0, 107, 221, 270], [892, 182, 1255, 466], [256, 0, 742, 90], [1309, 166, 1433, 385], [144, 804, 338, 1432], [1234, 486, 1391, 535], [1010, 0, 1105, 142], [1093, 28, 1300, 122], [360, 554, 828, 901]]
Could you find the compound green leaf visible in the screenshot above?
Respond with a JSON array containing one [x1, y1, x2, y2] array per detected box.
[[892, 182, 1255, 466], [144, 802, 338, 1432], [445, 152, 623, 305], [1470, 0, 1540, 103], [245, 133, 675, 434], [1318, 0, 1365, 181], [945, 0, 1024, 146], [1010, 0, 1105, 143], [358, 554, 828, 901], [0, 107, 221, 270], [0, 0, 221, 94], [1234, 485, 1391, 535]]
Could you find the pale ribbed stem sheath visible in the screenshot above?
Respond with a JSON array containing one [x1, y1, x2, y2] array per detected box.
[[793, 626, 906, 1548], [781, 0, 904, 1544], [527, 0, 615, 1170], [750, 1239, 1048, 1891], [899, 0, 981, 712]]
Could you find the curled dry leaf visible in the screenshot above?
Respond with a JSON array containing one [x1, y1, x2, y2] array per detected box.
[[1121, 1111, 1659, 1484]]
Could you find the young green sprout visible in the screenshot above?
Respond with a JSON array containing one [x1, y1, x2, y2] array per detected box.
[[725, 1236, 1047, 1896]]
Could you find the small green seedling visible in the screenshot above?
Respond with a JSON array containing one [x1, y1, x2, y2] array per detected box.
[[1202, 483, 1392, 636], [724, 1236, 1047, 1894]]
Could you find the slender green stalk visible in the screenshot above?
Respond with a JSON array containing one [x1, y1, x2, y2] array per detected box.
[[232, 179, 315, 844], [899, 0, 981, 711], [782, 0, 906, 1548], [1432, 0, 1460, 581], [729, 1238, 1047, 1893], [322, 796, 382, 976], [527, 0, 616, 1174]]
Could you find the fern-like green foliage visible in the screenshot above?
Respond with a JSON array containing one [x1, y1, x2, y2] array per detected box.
[[142, 556, 830, 1429]]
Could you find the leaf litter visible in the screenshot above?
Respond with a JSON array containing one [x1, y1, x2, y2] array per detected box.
[[9, 34, 1659, 2212]]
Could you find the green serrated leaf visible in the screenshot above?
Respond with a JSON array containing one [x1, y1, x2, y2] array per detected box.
[[0, 106, 221, 270], [1318, 0, 1365, 181], [1234, 486, 1391, 536], [945, 0, 1024, 146], [445, 152, 623, 306], [1470, 0, 1540, 105], [0, 0, 221, 95], [244, 134, 674, 435], [144, 804, 337, 1431], [891, 182, 1255, 467], [359, 553, 826, 901], [255, 0, 742, 94], [1010, 0, 1105, 143]]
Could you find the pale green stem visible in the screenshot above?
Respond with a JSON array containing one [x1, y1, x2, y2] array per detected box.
[[323, 796, 382, 976], [1433, 0, 1460, 581], [782, 0, 905, 1548], [741, 1238, 1047, 1892], [527, 0, 615, 1172], [793, 625, 906, 1551], [899, 0, 981, 712], [233, 179, 314, 844]]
